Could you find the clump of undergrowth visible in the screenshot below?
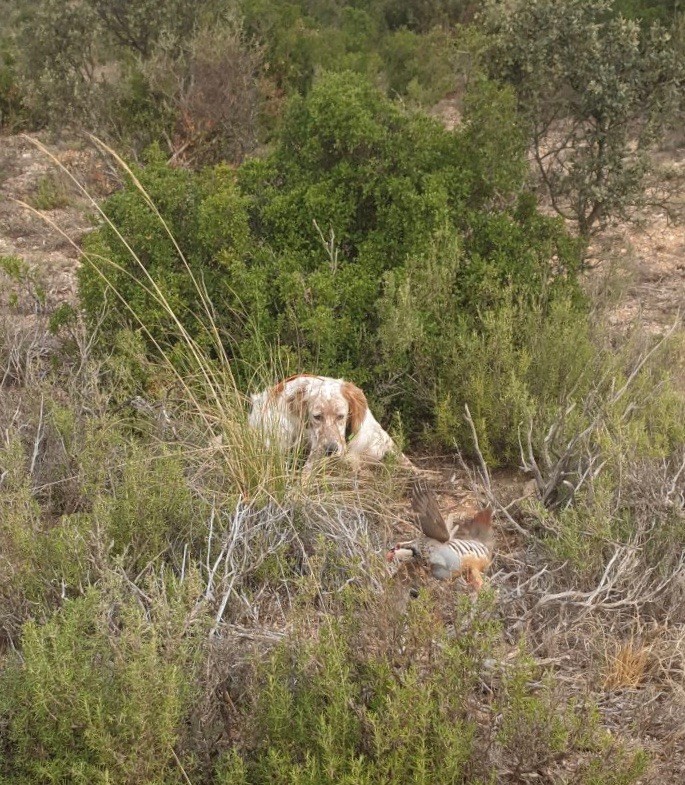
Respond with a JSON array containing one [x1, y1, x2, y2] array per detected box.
[[0, 346, 395, 638], [0, 572, 206, 785], [213, 589, 648, 784], [515, 327, 685, 586], [30, 172, 72, 210], [0, 254, 46, 314], [0, 318, 407, 782], [477, 326, 685, 717]]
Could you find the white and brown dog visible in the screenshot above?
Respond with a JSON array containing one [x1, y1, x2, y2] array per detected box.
[[248, 374, 411, 472]]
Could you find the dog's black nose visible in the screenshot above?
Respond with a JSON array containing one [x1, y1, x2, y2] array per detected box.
[[324, 443, 339, 456]]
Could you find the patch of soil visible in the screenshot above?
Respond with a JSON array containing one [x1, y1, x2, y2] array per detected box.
[[0, 133, 117, 317], [587, 197, 685, 336]]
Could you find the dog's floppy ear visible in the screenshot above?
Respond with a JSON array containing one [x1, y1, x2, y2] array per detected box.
[[342, 382, 367, 439], [285, 385, 309, 420]]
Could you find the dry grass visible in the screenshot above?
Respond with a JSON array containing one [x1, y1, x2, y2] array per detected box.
[[603, 638, 652, 690]]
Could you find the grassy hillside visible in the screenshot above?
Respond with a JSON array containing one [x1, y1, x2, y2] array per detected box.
[[1, 0, 685, 782]]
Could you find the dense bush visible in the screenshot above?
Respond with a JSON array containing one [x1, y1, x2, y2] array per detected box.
[[0, 45, 26, 131], [13, 0, 260, 159], [378, 0, 477, 33], [0, 577, 204, 785], [239, 0, 462, 102], [9, 0, 469, 155], [81, 71, 585, 458], [88, 0, 218, 57], [9, 0, 684, 170], [17, 0, 99, 127], [144, 22, 263, 165], [614, 0, 681, 25], [80, 151, 253, 356]]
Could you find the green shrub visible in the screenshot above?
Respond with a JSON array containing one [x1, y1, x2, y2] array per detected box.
[[94, 444, 205, 575], [239, 0, 470, 102], [1, 253, 47, 311], [17, 0, 100, 127], [0, 437, 45, 633], [0, 462, 92, 628], [376, 221, 586, 460], [0, 46, 27, 131], [613, 0, 679, 26], [379, 26, 457, 103], [30, 172, 73, 210], [518, 329, 685, 586], [379, 0, 474, 33], [11, 0, 468, 146], [482, 0, 684, 239], [81, 71, 583, 460], [94, 64, 177, 156], [79, 149, 253, 356], [87, 0, 218, 58], [0, 577, 203, 785], [215, 589, 647, 784], [0, 383, 214, 637]]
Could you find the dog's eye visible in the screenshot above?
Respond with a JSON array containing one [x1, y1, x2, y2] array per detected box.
[[336, 414, 345, 421], [312, 413, 323, 421]]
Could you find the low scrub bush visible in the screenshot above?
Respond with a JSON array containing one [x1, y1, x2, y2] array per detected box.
[[0, 396, 199, 633], [0, 575, 205, 785], [0, 45, 26, 131], [0, 315, 399, 643], [0, 254, 47, 314], [240, 0, 461, 103], [376, 226, 587, 462], [508, 327, 685, 637], [214, 589, 647, 784], [30, 172, 73, 210], [144, 22, 263, 165], [17, 0, 100, 128], [0, 320, 428, 781]]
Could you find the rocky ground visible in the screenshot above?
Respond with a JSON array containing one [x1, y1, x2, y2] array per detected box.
[[586, 142, 685, 336]]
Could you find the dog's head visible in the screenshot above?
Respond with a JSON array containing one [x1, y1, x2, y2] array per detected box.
[[285, 378, 368, 459]]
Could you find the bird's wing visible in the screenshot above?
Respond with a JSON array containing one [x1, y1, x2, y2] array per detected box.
[[410, 478, 450, 543]]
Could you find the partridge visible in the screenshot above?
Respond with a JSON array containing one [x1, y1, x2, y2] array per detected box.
[[387, 479, 494, 590]]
